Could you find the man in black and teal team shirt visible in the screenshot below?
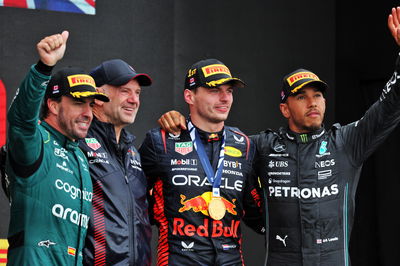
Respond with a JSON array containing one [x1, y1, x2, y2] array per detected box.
[[80, 59, 152, 265], [159, 7, 400, 266], [5, 31, 109, 265], [140, 59, 264, 266]]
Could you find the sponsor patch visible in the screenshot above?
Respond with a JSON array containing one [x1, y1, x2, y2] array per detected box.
[[222, 244, 237, 250], [54, 147, 69, 161], [319, 141, 328, 155], [173, 218, 240, 238], [52, 204, 90, 228], [67, 74, 96, 87], [168, 133, 181, 140], [38, 240, 56, 248], [85, 138, 101, 151], [273, 143, 286, 152], [276, 235, 288, 247], [52, 85, 59, 94], [224, 146, 242, 157], [268, 160, 288, 168], [202, 64, 231, 77], [286, 71, 320, 86], [189, 77, 195, 87], [171, 159, 197, 166], [181, 241, 194, 251], [223, 160, 242, 169], [172, 175, 243, 191], [178, 192, 237, 216], [187, 68, 197, 77], [316, 237, 338, 244], [233, 135, 244, 143], [175, 142, 193, 155], [318, 170, 332, 180]]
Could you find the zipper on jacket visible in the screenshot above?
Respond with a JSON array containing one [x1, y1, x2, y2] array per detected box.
[[122, 153, 135, 265], [296, 142, 306, 265], [117, 141, 135, 264]]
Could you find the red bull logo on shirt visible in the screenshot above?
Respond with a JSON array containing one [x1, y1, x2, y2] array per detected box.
[[173, 218, 240, 238], [174, 193, 240, 238], [178, 192, 237, 216]]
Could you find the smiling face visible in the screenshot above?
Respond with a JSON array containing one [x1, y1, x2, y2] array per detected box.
[[280, 86, 326, 133], [185, 84, 233, 132], [101, 79, 141, 128], [53, 96, 94, 140]]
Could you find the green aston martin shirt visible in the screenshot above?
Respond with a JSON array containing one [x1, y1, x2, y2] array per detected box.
[[5, 65, 92, 265]]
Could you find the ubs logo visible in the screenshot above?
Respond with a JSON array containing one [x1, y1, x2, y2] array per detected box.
[[268, 160, 288, 168]]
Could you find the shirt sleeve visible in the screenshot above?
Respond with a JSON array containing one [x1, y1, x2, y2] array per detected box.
[[241, 139, 265, 234], [138, 129, 162, 225], [139, 129, 162, 181], [7, 65, 50, 167]]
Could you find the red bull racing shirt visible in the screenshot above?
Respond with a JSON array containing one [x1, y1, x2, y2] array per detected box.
[[139, 124, 264, 266]]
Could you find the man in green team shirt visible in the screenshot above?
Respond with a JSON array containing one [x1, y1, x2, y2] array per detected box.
[[5, 31, 108, 265]]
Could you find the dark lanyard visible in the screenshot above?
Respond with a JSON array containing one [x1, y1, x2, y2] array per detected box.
[[188, 121, 225, 197]]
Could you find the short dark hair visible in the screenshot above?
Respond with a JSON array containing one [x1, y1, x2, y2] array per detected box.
[[40, 96, 61, 120]]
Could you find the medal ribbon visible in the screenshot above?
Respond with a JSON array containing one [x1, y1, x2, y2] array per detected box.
[[188, 121, 225, 197]]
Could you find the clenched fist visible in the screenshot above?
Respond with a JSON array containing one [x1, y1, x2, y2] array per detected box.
[[36, 31, 69, 66]]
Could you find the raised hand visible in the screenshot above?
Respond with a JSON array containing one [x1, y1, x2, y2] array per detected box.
[[388, 7, 400, 46], [36, 31, 69, 66]]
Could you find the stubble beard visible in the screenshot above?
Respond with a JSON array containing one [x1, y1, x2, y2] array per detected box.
[[59, 108, 87, 140]]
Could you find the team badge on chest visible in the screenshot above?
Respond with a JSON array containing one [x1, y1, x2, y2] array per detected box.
[[85, 138, 101, 151], [175, 141, 193, 155]]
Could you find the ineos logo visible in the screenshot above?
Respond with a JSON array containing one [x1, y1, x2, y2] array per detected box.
[[315, 159, 335, 168]]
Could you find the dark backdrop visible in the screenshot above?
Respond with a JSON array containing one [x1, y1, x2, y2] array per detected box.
[[0, 1, 398, 265], [337, 1, 400, 265]]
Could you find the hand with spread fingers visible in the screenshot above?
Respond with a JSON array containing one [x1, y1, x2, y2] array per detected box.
[[36, 30, 69, 66], [388, 7, 400, 46], [157, 110, 186, 135]]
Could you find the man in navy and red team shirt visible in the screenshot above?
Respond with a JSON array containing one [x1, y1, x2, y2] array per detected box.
[[139, 59, 265, 265], [159, 7, 400, 266], [79, 59, 152, 265]]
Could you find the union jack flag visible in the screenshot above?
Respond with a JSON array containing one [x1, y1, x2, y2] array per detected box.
[[0, 0, 95, 15]]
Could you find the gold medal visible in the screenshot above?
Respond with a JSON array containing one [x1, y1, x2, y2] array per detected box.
[[208, 197, 226, 220]]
